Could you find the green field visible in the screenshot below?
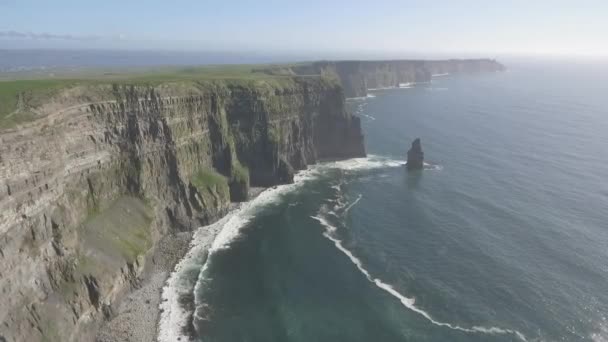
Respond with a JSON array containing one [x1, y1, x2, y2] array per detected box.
[[0, 63, 313, 129]]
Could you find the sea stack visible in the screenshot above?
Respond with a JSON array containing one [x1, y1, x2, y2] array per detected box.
[[406, 138, 424, 170]]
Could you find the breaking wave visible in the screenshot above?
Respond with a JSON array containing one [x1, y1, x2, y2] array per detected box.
[[360, 113, 377, 122], [158, 156, 406, 342], [159, 168, 321, 342], [311, 189, 528, 342], [322, 155, 404, 171]]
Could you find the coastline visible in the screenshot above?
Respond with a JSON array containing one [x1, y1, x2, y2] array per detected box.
[[95, 156, 407, 342], [96, 187, 266, 342], [96, 232, 192, 342], [157, 167, 327, 342]]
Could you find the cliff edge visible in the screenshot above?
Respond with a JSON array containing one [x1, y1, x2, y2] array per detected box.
[[258, 59, 505, 98], [0, 76, 364, 342]]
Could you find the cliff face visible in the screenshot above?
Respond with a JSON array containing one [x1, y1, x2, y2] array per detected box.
[[263, 59, 505, 98], [0, 77, 365, 342]]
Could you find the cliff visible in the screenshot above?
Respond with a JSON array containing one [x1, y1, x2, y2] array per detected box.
[[259, 59, 505, 98], [0, 76, 365, 342]]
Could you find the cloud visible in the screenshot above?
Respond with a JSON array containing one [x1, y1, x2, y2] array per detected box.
[[0, 30, 101, 41]]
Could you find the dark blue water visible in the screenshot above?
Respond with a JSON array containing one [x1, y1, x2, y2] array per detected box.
[[192, 61, 608, 342]]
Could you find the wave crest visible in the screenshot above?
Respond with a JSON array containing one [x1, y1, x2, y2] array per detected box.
[[158, 155, 421, 342], [312, 192, 528, 341]]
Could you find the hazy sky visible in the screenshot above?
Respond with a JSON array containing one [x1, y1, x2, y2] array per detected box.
[[1, 0, 607, 57]]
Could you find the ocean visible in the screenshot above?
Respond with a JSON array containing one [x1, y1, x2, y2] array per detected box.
[[163, 60, 608, 342]]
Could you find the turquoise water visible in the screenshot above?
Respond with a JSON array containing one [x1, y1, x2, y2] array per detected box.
[[192, 61, 608, 341]]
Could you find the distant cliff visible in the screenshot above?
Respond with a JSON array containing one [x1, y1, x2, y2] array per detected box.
[[0, 76, 364, 342], [258, 59, 505, 98]]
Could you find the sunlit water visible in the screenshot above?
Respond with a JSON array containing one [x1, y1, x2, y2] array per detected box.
[[186, 61, 608, 342]]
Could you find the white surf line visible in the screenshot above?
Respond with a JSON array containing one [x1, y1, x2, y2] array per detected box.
[[322, 155, 405, 171], [361, 113, 376, 122], [158, 212, 239, 342], [346, 96, 368, 101], [190, 168, 323, 334], [310, 214, 528, 342], [159, 168, 322, 342], [159, 156, 408, 342], [344, 194, 362, 214]]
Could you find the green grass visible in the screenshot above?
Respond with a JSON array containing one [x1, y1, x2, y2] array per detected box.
[[229, 160, 250, 201], [0, 62, 323, 129], [0, 79, 75, 126], [55, 196, 153, 304], [81, 196, 154, 263], [192, 168, 228, 190], [231, 162, 249, 184], [268, 124, 281, 145], [191, 167, 231, 205]]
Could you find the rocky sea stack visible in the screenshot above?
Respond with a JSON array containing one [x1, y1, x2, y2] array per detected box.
[[406, 138, 424, 170]]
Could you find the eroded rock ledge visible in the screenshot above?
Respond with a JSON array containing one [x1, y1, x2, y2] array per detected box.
[[0, 77, 365, 342]]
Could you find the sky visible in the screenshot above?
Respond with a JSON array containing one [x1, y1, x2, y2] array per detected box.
[[1, 0, 608, 57]]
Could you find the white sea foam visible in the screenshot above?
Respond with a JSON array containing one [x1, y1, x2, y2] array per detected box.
[[159, 168, 321, 342], [432, 73, 450, 77], [352, 101, 376, 122], [311, 206, 528, 342], [159, 156, 414, 342], [360, 113, 376, 122], [158, 214, 235, 342], [367, 86, 395, 91], [368, 83, 416, 91], [210, 169, 320, 253], [344, 194, 362, 214], [591, 317, 608, 342], [423, 162, 444, 171], [346, 96, 368, 101], [322, 155, 405, 171], [323, 155, 442, 173]]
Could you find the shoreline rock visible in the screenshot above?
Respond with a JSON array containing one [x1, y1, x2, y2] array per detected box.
[[406, 138, 424, 170], [96, 186, 268, 342], [96, 232, 191, 342]]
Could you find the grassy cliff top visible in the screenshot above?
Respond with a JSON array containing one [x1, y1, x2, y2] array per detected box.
[[0, 63, 324, 129]]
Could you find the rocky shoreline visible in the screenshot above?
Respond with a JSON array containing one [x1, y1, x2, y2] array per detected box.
[[96, 187, 266, 342], [96, 232, 191, 342], [0, 76, 366, 342]]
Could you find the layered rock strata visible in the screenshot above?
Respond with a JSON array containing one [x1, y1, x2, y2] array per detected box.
[[0, 77, 365, 342]]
